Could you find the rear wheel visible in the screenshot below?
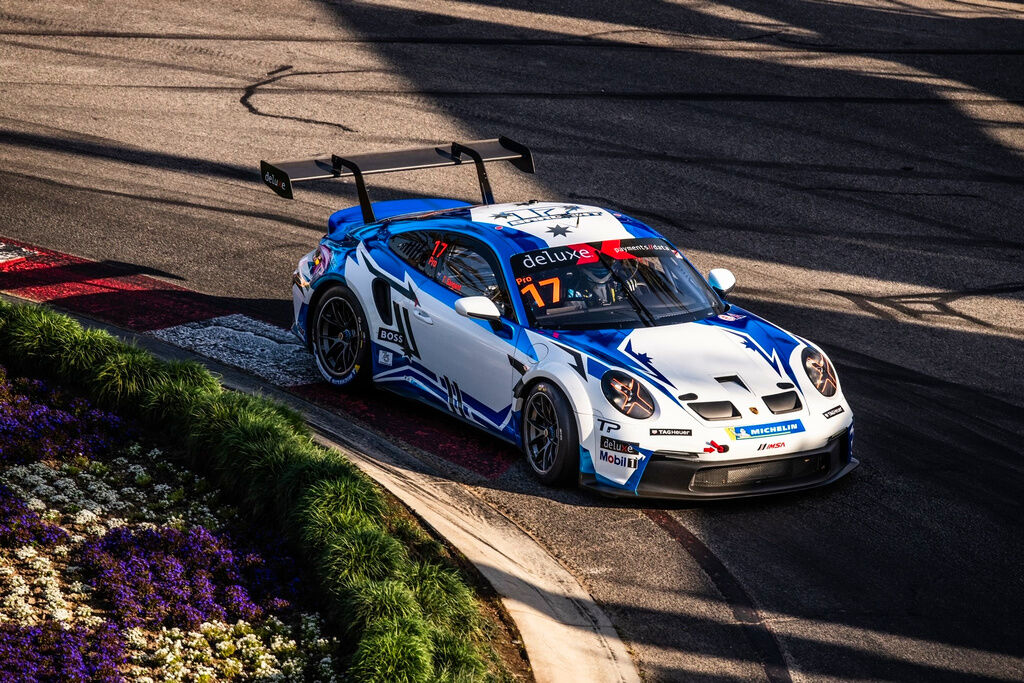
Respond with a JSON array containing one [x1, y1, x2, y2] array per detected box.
[[310, 285, 370, 387], [522, 382, 579, 486]]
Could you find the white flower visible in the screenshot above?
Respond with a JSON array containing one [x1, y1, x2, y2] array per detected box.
[[72, 509, 99, 525], [14, 546, 37, 560], [25, 497, 46, 511]]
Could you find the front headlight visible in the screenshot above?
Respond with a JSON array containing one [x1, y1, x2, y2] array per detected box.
[[601, 370, 656, 419], [801, 347, 838, 397]]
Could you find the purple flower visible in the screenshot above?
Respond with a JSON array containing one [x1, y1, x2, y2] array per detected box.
[[0, 485, 68, 546], [0, 621, 125, 682], [80, 525, 297, 630], [0, 365, 132, 465]]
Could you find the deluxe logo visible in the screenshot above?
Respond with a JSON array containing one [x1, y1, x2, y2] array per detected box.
[[727, 419, 805, 440], [599, 451, 639, 469], [519, 246, 595, 270], [650, 428, 691, 436], [377, 328, 406, 346], [263, 171, 286, 189], [757, 441, 785, 451], [823, 405, 845, 419], [599, 436, 639, 455]]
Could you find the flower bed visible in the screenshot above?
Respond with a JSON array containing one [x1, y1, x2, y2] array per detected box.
[[0, 301, 509, 682], [0, 369, 340, 681]]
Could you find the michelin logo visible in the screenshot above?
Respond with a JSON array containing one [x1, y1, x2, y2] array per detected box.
[[727, 419, 805, 440]]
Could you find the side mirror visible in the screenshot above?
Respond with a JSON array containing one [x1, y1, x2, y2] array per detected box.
[[707, 268, 736, 298], [455, 296, 501, 321]]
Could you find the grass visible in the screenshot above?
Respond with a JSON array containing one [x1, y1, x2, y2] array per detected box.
[[0, 300, 501, 682]]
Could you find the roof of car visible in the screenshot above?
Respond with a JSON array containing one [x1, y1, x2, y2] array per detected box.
[[328, 198, 663, 257]]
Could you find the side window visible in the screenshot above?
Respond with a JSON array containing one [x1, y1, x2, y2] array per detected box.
[[434, 237, 513, 319], [388, 231, 441, 276]]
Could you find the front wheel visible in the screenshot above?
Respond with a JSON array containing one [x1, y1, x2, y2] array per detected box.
[[310, 284, 370, 387], [522, 382, 579, 486]]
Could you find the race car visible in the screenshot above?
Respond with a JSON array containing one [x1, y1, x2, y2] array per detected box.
[[259, 137, 857, 499]]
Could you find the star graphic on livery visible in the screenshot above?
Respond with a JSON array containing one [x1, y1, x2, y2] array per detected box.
[[546, 224, 573, 237], [623, 339, 674, 388]]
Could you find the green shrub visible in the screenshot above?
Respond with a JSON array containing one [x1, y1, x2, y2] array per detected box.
[[88, 345, 167, 407], [349, 580, 422, 626], [320, 526, 408, 585], [407, 561, 480, 636], [141, 378, 214, 433], [165, 358, 222, 396], [349, 616, 434, 683], [432, 629, 489, 683], [0, 303, 86, 376]]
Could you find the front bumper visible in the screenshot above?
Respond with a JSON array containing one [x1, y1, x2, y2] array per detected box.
[[580, 428, 857, 500]]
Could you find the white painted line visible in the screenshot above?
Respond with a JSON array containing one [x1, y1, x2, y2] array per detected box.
[[151, 314, 321, 387]]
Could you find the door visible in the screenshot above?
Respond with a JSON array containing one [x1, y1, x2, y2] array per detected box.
[[408, 233, 521, 439]]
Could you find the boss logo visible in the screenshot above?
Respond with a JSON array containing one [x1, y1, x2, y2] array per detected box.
[[377, 328, 406, 345]]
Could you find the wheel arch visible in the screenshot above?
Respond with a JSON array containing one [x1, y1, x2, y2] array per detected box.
[[305, 275, 348, 343], [517, 365, 596, 448]]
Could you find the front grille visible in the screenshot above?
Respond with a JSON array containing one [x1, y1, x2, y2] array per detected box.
[[691, 453, 828, 491]]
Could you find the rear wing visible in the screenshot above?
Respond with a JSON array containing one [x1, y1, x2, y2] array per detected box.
[[259, 136, 534, 223]]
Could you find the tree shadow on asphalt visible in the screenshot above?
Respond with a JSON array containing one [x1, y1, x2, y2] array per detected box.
[[309, 2, 1024, 677]]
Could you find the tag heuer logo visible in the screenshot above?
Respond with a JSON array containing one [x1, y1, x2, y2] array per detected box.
[[823, 405, 845, 419]]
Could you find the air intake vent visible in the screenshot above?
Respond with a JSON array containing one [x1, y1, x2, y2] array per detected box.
[[762, 390, 802, 415], [716, 375, 748, 391], [689, 401, 741, 421]]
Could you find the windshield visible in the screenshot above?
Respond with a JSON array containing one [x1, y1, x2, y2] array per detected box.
[[510, 238, 722, 330]]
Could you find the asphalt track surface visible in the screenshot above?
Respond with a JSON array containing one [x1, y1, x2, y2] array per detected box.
[[2, 2, 1023, 680]]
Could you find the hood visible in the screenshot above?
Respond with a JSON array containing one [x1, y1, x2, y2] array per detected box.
[[546, 308, 805, 405]]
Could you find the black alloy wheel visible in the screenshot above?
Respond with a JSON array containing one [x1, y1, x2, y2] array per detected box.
[[311, 285, 370, 386], [522, 381, 579, 486]]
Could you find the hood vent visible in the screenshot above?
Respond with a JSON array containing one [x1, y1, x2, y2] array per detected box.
[[689, 401, 741, 421], [762, 390, 802, 415], [716, 375, 749, 392]]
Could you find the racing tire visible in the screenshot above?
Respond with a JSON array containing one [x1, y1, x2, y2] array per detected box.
[[522, 381, 579, 487], [310, 284, 370, 387]]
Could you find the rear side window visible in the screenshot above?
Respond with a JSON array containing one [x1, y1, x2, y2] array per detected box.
[[388, 231, 441, 276], [434, 236, 513, 318]]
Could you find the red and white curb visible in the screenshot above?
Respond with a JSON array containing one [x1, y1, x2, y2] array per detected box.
[[0, 242, 35, 266]]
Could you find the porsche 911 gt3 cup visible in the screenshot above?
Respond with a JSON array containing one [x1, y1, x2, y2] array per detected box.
[[259, 137, 856, 499]]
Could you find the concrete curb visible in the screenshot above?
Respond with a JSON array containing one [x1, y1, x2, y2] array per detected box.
[[8, 297, 641, 683]]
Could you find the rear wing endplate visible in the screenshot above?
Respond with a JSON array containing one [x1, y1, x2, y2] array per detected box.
[[259, 136, 534, 224]]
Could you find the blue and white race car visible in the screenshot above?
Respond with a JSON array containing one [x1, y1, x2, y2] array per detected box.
[[260, 138, 857, 499]]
